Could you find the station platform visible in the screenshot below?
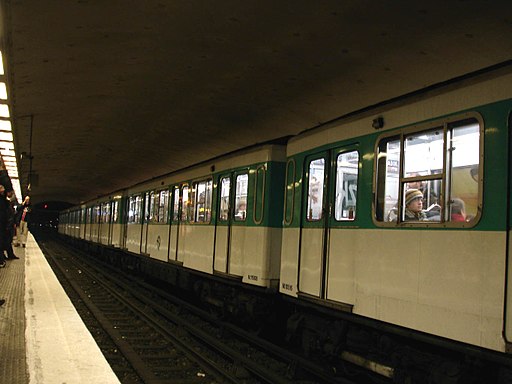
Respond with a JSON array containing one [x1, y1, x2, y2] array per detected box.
[[0, 232, 121, 384]]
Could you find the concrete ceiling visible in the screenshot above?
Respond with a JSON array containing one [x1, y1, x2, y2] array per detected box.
[[1, 1, 511, 205]]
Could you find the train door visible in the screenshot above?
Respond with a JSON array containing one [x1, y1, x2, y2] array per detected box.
[[141, 191, 151, 254], [109, 200, 120, 247], [299, 152, 329, 297], [122, 198, 129, 249], [176, 184, 191, 263], [298, 148, 359, 300], [107, 201, 114, 246], [80, 207, 86, 239], [214, 175, 232, 273], [97, 205, 102, 242], [169, 186, 180, 261]]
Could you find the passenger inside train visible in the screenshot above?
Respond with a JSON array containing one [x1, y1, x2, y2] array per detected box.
[[403, 189, 427, 221], [450, 197, 467, 222]]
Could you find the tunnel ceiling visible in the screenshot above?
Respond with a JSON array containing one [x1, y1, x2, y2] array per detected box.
[[1, 1, 512, 204]]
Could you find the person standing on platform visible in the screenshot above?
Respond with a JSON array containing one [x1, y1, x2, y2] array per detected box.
[[4, 197, 19, 260], [12, 199, 22, 247], [0, 160, 14, 311], [0, 162, 14, 268], [19, 195, 31, 248]]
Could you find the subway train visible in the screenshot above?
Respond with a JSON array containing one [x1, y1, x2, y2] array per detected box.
[[59, 65, 512, 382]]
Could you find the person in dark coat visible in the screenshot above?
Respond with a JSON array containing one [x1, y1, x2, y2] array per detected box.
[[0, 166, 13, 310], [4, 198, 19, 260], [0, 168, 14, 267]]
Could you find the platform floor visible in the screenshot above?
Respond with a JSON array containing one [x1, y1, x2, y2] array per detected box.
[[0, 232, 121, 384]]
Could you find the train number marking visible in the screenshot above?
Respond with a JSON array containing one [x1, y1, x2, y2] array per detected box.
[[282, 283, 293, 291]]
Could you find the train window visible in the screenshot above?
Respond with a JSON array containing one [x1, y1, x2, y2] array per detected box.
[[307, 158, 324, 221], [234, 173, 248, 221], [94, 205, 101, 224], [172, 186, 180, 221], [181, 185, 191, 222], [156, 190, 169, 223], [375, 116, 481, 225], [335, 151, 359, 221], [128, 195, 142, 224], [447, 120, 480, 222], [284, 159, 295, 225], [145, 192, 153, 222], [254, 165, 266, 224], [193, 179, 213, 223], [219, 176, 230, 221], [101, 203, 110, 224], [112, 201, 119, 223]]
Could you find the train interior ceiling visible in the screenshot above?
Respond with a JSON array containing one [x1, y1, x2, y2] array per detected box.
[[1, 2, 511, 210]]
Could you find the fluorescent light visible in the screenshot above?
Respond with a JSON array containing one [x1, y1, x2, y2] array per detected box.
[[0, 105, 9, 118], [0, 52, 4, 75], [0, 149, 15, 156], [0, 131, 13, 141], [0, 120, 12, 131], [0, 141, 14, 149], [0, 83, 7, 100]]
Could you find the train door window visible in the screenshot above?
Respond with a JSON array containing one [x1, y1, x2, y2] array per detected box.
[[334, 151, 359, 221], [145, 192, 153, 222], [234, 173, 248, 221], [172, 186, 180, 221], [156, 189, 169, 223], [307, 158, 325, 221], [284, 159, 296, 225], [254, 165, 266, 224], [112, 200, 119, 223], [219, 176, 230, 221], [128, 195, 142, 223], [402, 129, 443, 222], [181, 184, 191, 222], [375, 115, 481, 225], [101, 203, 110, 224], [94, 205, 101, 224], [193, 179, 213, 223], [375, 137, 400, 222]]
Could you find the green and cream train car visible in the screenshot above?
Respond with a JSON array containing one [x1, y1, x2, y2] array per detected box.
[[279, 68, 512, 378], [67, 143, 287, 290]]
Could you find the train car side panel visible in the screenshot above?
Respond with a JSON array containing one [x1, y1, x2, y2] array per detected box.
[[227, 225, 246, 277], [180, 224, 214, 274], [326, 229, 356, 304], [350, 229, 505, 351], [126, 224, 142, 253], [213, 225, 229, 272], [280, 227, 300, 296], [240, 226, 282, 288], [146, 223, 170, 262]]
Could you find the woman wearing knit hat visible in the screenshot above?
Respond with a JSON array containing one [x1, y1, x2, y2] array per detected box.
[[404, 188, 427, 221]]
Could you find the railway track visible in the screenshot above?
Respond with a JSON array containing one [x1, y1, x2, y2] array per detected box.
[[37, 235, 363, 384]]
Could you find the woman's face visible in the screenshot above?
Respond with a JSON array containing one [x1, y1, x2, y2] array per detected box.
[[407, 197, 423, 213]]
